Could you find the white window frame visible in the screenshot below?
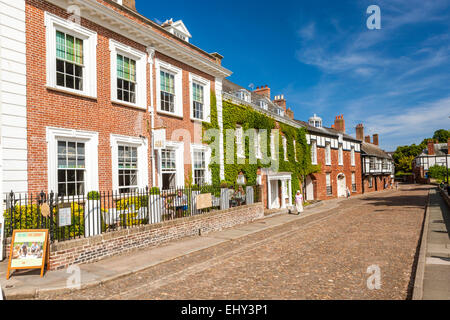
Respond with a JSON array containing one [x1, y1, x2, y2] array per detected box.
[[293, 139, 298, 162], [155, 59, 183, 118], [109, 39, 147, 110], [351, 146, 356, 166], [110, 134, 148, 193], [189, 73, 211, 122], [282, 136, 288, 161], [325, 142, 331, 166], [311, 140, 317, 165], [256, 130, 262, 159], [45, 12, 97, 98], [338, 144, 344, 166], [271, 132, 277, 160], [158, 141, 184, 189], [46, 127, 99, 196], [236, 125, 245, 158], [190, 144, 212, 185]]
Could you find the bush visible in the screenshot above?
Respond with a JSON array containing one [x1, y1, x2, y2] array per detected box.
[[428, 165, 447, 181], [87, 191, 100, 200], [3, 202, 85, 239]]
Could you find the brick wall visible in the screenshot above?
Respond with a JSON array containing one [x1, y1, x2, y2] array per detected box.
[[440, 188, 450, 208], [312, 146, 362, 200], [4, 203, 263, 270], [362, 174, 393, 193], [25, 0, 216, 192]]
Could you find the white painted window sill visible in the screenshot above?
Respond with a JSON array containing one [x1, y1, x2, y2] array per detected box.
[[46, 85, 97, 100], [157, 110, 184, 119], [111, 99, 147, 111]]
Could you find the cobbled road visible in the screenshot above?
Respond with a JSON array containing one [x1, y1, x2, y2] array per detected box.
[[39, 184, 430, 300]]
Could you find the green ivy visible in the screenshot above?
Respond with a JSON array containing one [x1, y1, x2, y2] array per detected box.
[[221, 99, 320, 199], [202, 90, 221, 186]]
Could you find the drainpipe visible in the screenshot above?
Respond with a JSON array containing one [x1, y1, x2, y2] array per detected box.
[[361, 155, 365, 194], [147, 46, 156, 187]]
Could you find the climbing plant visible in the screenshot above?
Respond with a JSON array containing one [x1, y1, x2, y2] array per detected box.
[[220, 99, 320, 198]]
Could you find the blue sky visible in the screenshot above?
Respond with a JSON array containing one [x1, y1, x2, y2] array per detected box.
[[137, 0, 450, 151]]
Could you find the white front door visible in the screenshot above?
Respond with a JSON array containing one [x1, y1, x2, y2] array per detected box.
[[306, 176, 314, 201], [337, 174, 347, 198], [270, 180, 280, 209]]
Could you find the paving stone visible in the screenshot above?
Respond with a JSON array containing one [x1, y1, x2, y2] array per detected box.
[[36, 185, 430, 300]]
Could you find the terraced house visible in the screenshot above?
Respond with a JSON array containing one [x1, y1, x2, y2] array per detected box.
[[0, 0, 231, 198], [295, 115, 363, 201]]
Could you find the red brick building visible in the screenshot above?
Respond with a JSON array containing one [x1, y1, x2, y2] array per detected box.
[[20, 0, 231, 196], [356, 125, 395, 193], [296, 115, 363, 201]]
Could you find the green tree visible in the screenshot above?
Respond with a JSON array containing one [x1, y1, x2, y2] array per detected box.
[[433, 129, 450, 143], [428, 165, 447, 181]]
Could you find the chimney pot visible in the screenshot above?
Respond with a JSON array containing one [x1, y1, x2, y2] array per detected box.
[[427, 139, 436, 156], [373, 134, 379, 146], [356, 123, 364, 141]]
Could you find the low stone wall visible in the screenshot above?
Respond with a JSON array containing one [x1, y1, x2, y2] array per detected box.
[[4, 203, 263, 270], [439, 188, 450, 208]]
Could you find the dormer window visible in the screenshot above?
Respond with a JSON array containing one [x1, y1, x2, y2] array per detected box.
[[276, 108, 284, 117], [161, 19, 192, 43], [235, 89, 250, 103], [258, 100, 268, 110], [309, 114, 323, 128]]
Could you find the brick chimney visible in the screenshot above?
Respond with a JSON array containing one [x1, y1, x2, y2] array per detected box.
[[254, 85, 271, 100], [365, 136, 371, 143], [122, 0, 137, 11], [356, 124, 364, 141], [286, 108, 294, 120], [334, 115, 346, 133], [210, 52, 223, 66], [373, 134, 379, 146], [427, 139, 436, 156]]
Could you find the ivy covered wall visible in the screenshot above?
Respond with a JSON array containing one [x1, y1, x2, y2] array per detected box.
[[216, 99, 320, 198]]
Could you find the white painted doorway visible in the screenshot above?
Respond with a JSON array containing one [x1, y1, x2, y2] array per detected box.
[[270, 180, 280, 209], [337, 174, 347, 198], [305, 175, 314, 201]]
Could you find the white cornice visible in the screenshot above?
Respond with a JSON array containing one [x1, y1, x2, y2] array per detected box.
[[46, 0, 232, 78]]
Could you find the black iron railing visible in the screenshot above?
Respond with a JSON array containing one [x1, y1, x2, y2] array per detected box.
[[3, 184, 262, 243]]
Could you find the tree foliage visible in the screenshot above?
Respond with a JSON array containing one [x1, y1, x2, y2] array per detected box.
[[392, 129, 449, 174], [433, 129, 450, 143]]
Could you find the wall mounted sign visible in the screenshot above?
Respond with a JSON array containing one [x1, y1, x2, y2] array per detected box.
[[196, 193, 212, 210], [6, 229, 49, 279], [58, 205, 72, 227], [153, 129, 166, 150]]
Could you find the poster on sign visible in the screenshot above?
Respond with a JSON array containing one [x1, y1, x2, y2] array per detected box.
[[153, 129, 166, 150], [6, 230, 49, 279]]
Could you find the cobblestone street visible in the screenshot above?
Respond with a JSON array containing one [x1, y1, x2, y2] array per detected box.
[[38, 185, 430, 300]]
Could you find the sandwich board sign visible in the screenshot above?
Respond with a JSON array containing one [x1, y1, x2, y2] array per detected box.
[[6, 229, 50, 279]]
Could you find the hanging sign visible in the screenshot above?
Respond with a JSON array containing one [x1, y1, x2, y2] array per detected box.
[[196, 193, 212, 210], [153, 129, 166, 150], [6, 229, 50, 279]]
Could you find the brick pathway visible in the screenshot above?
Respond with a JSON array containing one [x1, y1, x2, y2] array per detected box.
[[38, 184, 430, 300]]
